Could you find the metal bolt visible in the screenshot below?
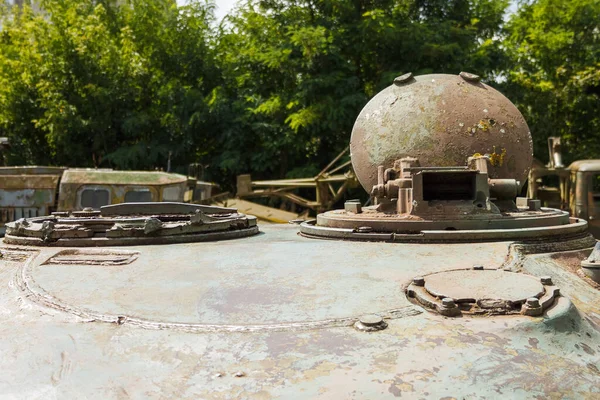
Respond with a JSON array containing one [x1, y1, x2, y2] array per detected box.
[[344, 200, 362, 214], [359, 314, 384, 327], [522, 297, 543, 316], [526, 298, 540, 308], [355, 226, 373, 233], [473, 265, 484, 270], [516, 197, 530, 208], [540, 276, 553, 285], [413, 276, 425, 286], [234, 371, 246, 378], [15, 218, 29, 227], [354, 314, 388, 332], [394, 72, 413, 85], [441, 298, 456, 308], [528, 199, 541, 211], [459, 71, 480, 82]]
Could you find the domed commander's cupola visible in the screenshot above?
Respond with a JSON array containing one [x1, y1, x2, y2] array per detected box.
[[300, 73, 591, 243]]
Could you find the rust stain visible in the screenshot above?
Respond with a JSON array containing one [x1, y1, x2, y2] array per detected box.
[[489, 147, 507, 167]]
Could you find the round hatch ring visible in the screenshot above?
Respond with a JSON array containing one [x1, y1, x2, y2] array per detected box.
[[300, 216, 591, 244], [406, 268, 560, 317], [3, 202, 259, 246]]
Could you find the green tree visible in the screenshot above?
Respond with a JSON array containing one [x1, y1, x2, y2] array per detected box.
[[0, 0, 219, 170], [213, 0, 510, 182], [503, 0, 600, 162]]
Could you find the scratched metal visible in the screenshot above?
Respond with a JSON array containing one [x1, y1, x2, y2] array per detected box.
[[350, 73, 533, 191], [0, 224, 599, 399]]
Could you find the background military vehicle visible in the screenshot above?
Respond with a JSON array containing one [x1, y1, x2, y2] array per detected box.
[[0, 165, 216, 234], [0, 73, 599, 398], [529, 137, 600, 237]]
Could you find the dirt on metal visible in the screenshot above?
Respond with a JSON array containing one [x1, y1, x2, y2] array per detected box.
[[350, 73, 533, 191], [0, 72, 599, 399]]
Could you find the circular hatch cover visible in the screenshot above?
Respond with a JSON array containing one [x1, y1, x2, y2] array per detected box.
[[424, 270, 544, 303], [407, 268, 560, 317], [3, 202, 258, 246]]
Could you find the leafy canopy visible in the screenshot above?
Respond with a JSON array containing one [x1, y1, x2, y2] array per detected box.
[[0, 0, 598, 187]]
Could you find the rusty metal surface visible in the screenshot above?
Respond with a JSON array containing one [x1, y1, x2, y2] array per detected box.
[[581, 241, 600, 283], [569, 160, 600, 173], [407, 268, 560, 317], [0, 175, 60, 190], [316, 207, 572, 231], [216, 198, 301, 223], [60, 169, 188, 185], [100, 202, 237, 216], [350, 73, 533, 192], [300, 216, 595, 244], [424, 269, 544, 302], [0, 224, 599, 398], [0, 166, 65, 175], [0, 175, 60, 229], [4, 202, 259, 247]]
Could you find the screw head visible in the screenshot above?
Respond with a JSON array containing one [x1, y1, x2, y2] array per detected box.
[[473, 265, 484, 270], [459, 71, 481, 82], [526, 298, 540, 308], [234, 371, 246, 378], [441, 298, 456, 308], [394, 72, 413, 85], [413, 276, 425, 286], [540, 276, 553, 285], [359, 314, 384, 327], [344, 200, 362, 214], [354, 314, 388, 331]]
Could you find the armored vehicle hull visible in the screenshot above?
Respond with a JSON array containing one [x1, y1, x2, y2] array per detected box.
[[0, 223, 599, 398], [1, 72, 599, 398]]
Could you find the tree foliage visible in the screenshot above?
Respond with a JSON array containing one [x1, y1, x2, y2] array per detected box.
[[213, 0, 509, 180], [0, 0, 219, 170], [0, 0, 598, 187], [502, 0, 600, 162]]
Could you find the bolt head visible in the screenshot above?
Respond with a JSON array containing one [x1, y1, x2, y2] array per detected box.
[[413, 276, 425, 286], [394, 72, 413, 85], [359, 314, 384, 327], [441, 298, 456, 308], [540, 276, 553, 285], [344, 200, 362, 214], [526, 297, 540, 308], [459, 71, 481, 82], [354, 314, 388, 331]]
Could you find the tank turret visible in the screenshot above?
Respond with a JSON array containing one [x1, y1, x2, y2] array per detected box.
[[350, 72, 533, 191], [300, 73, 591, 244]]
